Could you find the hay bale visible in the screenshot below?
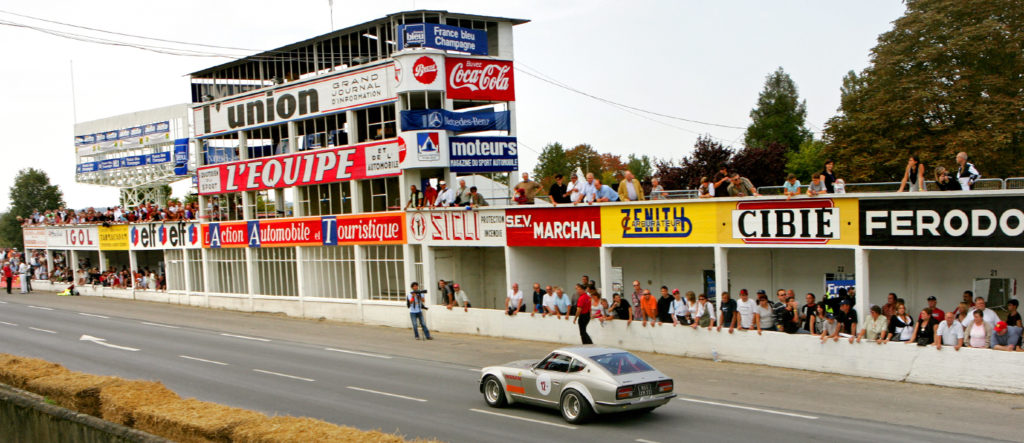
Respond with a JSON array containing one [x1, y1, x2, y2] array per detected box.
[[231, 416, 410, 443], [100, 380, 181, 426], [25, 371, 122, 416], [0, 355, 71, 389], [134, 398, 266, 443]]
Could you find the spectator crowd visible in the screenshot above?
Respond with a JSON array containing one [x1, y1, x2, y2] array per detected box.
[[20, 201, 198, 227]]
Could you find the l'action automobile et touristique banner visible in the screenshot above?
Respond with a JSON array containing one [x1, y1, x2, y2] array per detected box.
[[202, 214, 405, 248], [860, 196, 1024, 247], [397, 23, 488, 55], [197, 139, 400, 195]]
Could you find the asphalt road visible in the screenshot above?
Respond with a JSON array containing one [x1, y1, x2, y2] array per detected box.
[[0, 293, 1018, 443]]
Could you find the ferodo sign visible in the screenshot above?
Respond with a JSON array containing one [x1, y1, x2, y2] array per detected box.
[[506, 207, 601, 247], [730, 199, 858, 245], [197, 139, 400, 195], [445, 57, 515, 101], [130, 222, 201, 250], [860, 196, 1024, 247]]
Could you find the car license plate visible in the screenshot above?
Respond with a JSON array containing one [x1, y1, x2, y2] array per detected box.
[[636, 383, 653, 397]]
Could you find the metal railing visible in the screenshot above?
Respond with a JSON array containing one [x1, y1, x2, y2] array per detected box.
[[759, 177, 1019, 196]]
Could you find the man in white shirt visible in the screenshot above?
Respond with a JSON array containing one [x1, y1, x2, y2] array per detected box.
[[541, 289, 557, 317], [18, 261, 30, 293], [565, 174, 580, 203], [449, 283, 471, 312], [734, 289, 758, 331], [435, 181, 456, 207], [505, 283, 524, 316], [961, 297, 1000, 328], [935, 311, 964, 351], [573, 173, 596, 204]]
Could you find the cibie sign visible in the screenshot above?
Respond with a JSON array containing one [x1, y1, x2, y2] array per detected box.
[[446, 57, 515, 102], [732, 199, 840, 244]]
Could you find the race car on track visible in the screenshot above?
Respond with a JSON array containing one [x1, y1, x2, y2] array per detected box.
[[478, 346, 675, 424]]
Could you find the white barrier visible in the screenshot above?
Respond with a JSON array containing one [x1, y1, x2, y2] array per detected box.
[[32, 280, 1024, 395]]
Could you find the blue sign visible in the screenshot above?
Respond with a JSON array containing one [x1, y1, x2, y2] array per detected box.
[[401, 108, 510, 133], [321, 216, 338, 246], [173, 138, 189, 176], [122, 155, 146, 167], [825, 280, 855, 297], [448, 136, 518, 173], [397, 23, 488, 55], [147, 152, 171, 164], [98, 159, 121, 170]]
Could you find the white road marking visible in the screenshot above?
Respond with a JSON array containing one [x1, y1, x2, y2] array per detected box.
[[27, 305, 54, 311], [469, 408, 577, 430], [0, 300, 7, 303], [253, 369, 314, 382], [0, 321, 17, 326], [29, 327, 57, 334], [324, 348, 392, 359], [179, 355, 228, 366], [346, 386, 427, 402], [676, 397, 818, 420], [79, 313, 110, 319], [221, 333, 270, 342], [141, 322, 179, 329], [79, 334, 140, 352], [637, 439, 662, 443]]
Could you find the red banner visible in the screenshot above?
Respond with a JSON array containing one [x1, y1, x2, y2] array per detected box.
[[253, 218, 322, 247], [506, 207, 601, 247], [445, 57, 515, 101], [202, 222, 248, 248], [197, 139, 401, 195]]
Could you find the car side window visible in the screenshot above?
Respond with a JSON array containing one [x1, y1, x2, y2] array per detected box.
[[569, 359, 586, 373], [538, 353, 571, 372]]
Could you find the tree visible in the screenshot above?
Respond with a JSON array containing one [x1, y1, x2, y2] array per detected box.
[[786, 139, 828, 180], [0, 168, 65, 249], [598, 153, 626, 185], [745, 67, 812, 151], [823, 0, 1024, 182], [677, 135, 734, 188], [626, 154, 653, 182], [653, 158, 686, 190], [564, 144, 602, 177], [532, 142, 569, 182], [731, 142, 789, 189]]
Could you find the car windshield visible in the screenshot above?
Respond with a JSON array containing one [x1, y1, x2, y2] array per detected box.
[[589, 352, 654, 375]]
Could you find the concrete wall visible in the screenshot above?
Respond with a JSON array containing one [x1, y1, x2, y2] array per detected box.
[[507, 247, 600, 295], [610, 247, 714, 294], [432, 247, 506, 309]]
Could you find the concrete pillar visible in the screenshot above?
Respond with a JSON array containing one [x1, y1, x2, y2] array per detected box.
[[599, 246, 612, 297], [97, 252, 107, 273], [295, 246, 306, 317], [70, 250, 80, 284], [200, 248, 212, 307], [245, 248, 257, 312], [45, 250, 54, 280], [714, 246, 728, 317], [182, 248, 193, 295], [128, 250, 137, 298], [402, 243, 416, 304], [350, 180, 363, 214], [503, 246, 513, 306], [353, 245, 368, 321], [855, 247, 870, 326], [422, 244, 436, 305], [345, 110, 360, 144]]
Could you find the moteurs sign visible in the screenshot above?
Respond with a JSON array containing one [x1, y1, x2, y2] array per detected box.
[[860, 196, 1024, 247]]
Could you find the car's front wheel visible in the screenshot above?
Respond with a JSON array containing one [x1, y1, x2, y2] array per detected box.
[[482, 375, 508, 408], [559, 389, 593, 424]]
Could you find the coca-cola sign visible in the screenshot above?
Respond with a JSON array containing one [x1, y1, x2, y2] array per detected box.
[[446, 57, 515, 101], [413, 56, 438, 85]]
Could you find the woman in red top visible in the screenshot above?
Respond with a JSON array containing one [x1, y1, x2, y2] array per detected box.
[[572, 284, 593, 344]]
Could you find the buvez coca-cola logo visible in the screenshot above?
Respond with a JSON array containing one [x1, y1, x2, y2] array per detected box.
[[413, 56, 438, 84], [446, 57, 515, 101]]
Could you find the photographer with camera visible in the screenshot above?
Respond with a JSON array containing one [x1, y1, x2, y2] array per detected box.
[[407, 282, 433, 340]]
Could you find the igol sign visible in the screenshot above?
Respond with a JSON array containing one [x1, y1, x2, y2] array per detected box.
[[860, 196, 1024, 247], [732, 199, 839, 244]]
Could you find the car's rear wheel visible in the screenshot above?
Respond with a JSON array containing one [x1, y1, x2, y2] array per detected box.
[[483, 375, 507, 407], [560, 389, 593, 424]]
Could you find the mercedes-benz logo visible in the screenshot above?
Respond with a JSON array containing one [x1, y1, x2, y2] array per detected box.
[[427, 111, 443, 128]]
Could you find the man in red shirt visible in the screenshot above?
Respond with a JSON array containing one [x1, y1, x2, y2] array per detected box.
[[2, 263, 12, 294], [926, 296, 945, 322], [572, 284, 593, 344]]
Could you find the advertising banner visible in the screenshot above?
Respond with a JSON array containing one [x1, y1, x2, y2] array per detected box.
[[77, 148, 176, 174], [130, 222, 202, 250], [860, 196, 1024, 248], [75, 121, 170, 155], [600, 203, 718, 245], [196, 139, 401, 195], [400, 108, 510, 133], [727, 198, 858, 245], [448, 136, 518, 173], [202, 222, 248, 248], [398, 131, 449, 169], [193, 63, 396, 137], [407, 209, 506, 246], [321, 213, 406, 245], [23, 227, 47, 249], [397, 23, 488, 55], [445, 57, 515, 101], [393, 53, 445, 92], [173, 138, 189, 176], [46, 226, 100, 250], [506, 207, 601, 247], [98, 225, 130, 251], [246, 218, 323, 247]]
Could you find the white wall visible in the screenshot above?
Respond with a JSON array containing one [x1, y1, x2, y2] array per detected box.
[[611, 247, 713, 295], [432, 247, 506, 309], [507, 247, 600, 296], [728, 248, 855, 299]]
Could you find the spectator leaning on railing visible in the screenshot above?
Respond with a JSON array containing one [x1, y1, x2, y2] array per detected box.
[[617, 171, 645, 202], [727, 173, 761, 197], [955, 152, 981, 190]]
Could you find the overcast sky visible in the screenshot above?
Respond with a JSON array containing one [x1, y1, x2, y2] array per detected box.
[[0, 0, 906, 210]]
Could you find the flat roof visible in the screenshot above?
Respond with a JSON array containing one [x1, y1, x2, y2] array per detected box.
[[189, 10, 529, 77]]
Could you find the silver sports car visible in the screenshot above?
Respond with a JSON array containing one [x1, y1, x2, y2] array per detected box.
[[478, 346, 675, 424]]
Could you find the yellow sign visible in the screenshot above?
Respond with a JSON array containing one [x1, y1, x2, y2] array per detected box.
[[600, 202, 719, 245], [718, 197, 859, 246], [98, 225, 130, 251]]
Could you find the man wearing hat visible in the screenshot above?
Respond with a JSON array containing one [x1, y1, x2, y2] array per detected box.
[[926, 296, 945, 322], [834, 299, 859, 342], [990, 321, 1020, 351], [435, 181, 456, 207]]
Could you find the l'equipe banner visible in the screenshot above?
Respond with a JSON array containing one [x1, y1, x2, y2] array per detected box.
[[193, 63, 395, 137], [397, 23, 488, 55], [196, 139, 401, 195], [445, 57, 515, 101], [860, 196, 1024, 247], [400, 108, 510, 133], [506, 207, 601, 247], [448, 136, 518, 173]]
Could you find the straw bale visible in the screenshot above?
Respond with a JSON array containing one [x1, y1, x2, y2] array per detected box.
[[134, 398, 266, 443], [25, 371, 123, 416], [231, 416, 413, 443], [0, 355, 71, 389], [100, 380, 181, 426]]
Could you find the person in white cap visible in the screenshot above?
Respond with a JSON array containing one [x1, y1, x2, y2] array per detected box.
[[435, 181, 456, 207]]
